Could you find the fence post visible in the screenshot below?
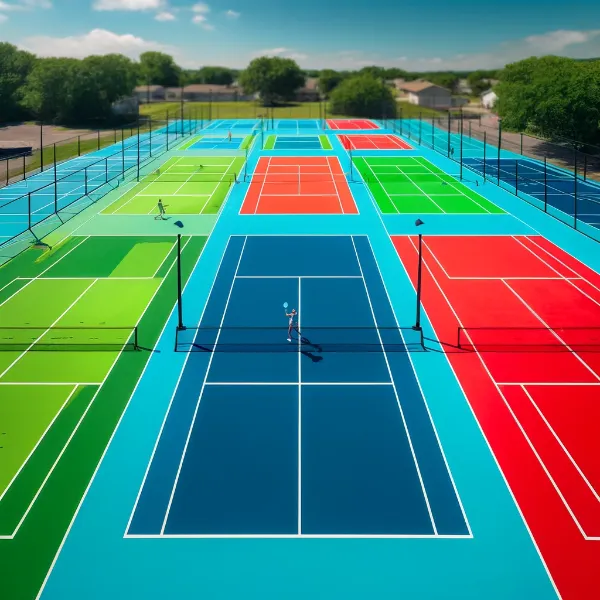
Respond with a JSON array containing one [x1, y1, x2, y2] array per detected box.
[[166, 110, 170, 151], [574, 150, 578, 229], [515, 160, 519, 195], [520, 132, 523, 156], [4, 157, 8, 187], [53, 148, 58, 213], [40, 120, 44, 172], [105, 157, 108, 182], [97, 130, 100, 150], [121, 129, 125, 175], [149, 116, 153, 157], [418, 112, 422, 145], [78, 135, 81, 156], [85, 167, 88, 196], [23, 154, 26, 181], [28, 192, 32, 231], [459, 110, 464, 180], [399, 106, 403, 135], [544, 157, 548, 212], [583, 154, 588, 181], [137, 118, 140, 181], [483, 132, 487, 181], [53, 142, 57, 174], [447, 112, 451, 157], [114, 128, 117, 144], [497, 119, 502, 185]]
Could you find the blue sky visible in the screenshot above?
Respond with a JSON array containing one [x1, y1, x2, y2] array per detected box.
[[1, 0, 600, 70]]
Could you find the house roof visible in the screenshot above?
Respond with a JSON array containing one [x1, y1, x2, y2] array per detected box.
[[480, 89, 497, 97], [399, 80, 449, 94], [183, 84, 238, 94], [134, 85, 164, 92]]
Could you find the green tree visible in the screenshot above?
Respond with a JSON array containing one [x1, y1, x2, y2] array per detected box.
[[0, 43, 36, 123], [358, 66, 387, 80], [383, 68, 408, 80], [197, 66, 235, 85], [139, 51, 181, 87], [20, 58, 80, 122], [427, 73, 459, 92], [239, 56, 305, 105], [497, 56, 600, 145], [329, 75, 397, 118], [318, 69, 346, 97]]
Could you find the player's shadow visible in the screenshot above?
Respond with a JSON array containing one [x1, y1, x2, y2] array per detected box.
[[298, 335, 324, 363]]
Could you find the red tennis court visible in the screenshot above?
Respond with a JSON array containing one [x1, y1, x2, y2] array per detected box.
[[338, 134, 412, 150], [393, 234, 600, 600], [240, 156, 358, 214], [326, 119, 379, 130]]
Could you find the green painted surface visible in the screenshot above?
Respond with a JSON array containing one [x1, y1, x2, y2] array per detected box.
[[0, 385, 97, 535], [0, 234, 206, 600], [264, 135, 276, 150], [109, 241, 175, 278], [320, 135, 333, 150]]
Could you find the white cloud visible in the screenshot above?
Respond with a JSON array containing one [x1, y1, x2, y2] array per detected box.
[[93, 0, 162, 10], [225, 9, 239, 18], [191, 2, 209, 13], [20, 28, 173, 60], [0, 0, 51, 10], [525, 29, 600, 53], [255, 47, 289, 56], [0, 12, 7, 21], [155, 10, 175, 20], [192, 12, 213, 29]]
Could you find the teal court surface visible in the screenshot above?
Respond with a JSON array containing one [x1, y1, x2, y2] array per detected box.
[[1, 118, 599, 600]]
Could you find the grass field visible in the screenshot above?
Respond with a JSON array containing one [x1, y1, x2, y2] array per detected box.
[[354, 155, 505, 214], [102, 156, 243, 215]]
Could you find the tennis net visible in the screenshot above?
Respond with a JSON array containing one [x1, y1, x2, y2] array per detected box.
[[359, 173, 461, 184], [142, 170, 238, 184], [0, 326, 139, 351], [175, 326, 424, 353], [457, 326, 600, 352]]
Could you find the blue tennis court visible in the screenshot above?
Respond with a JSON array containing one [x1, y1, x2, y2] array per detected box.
[[464, 157, 600, 228], [187, 137, 244, 150], [275, 119, 321, 131], [273, 136, 322, 150], [207, 119, 259, 131], [127, 235, 468, 537]]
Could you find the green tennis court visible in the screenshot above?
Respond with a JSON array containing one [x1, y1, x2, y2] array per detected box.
[[354, 156, 505, 214], [102, 156, 244, 216], [0, 234, 205, 540]]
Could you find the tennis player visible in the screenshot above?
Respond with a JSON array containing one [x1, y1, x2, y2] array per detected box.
[[156, 199, 167, 220], [228, 131, 232, 143], [286, 308, 298, 342]]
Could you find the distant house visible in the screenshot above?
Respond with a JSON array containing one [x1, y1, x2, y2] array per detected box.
[[182, 84, 253, 101], [456, 78, 472, 94], [295, 78, 320, 101], [397, 80, 452, 109], [133, 85, 165, 103], [481, 89, 498, 109]]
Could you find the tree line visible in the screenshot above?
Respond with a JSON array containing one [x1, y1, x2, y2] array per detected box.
[[1, 40, 598, 146]]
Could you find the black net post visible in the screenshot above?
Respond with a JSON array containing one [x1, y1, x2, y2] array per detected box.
[[447, 112, 451, 157], [114, 128, 117, 144], [497, 119, 502, 185], [177, 233, 184, 330], [515, 160, 519, 195], [53, 142, 57, 176], [28, 192, 32, 231], [544, 156, 548, 212]]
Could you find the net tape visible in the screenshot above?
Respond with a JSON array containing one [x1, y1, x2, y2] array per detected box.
[[0, 326, 139, 352], [175, 326, 424, 353]]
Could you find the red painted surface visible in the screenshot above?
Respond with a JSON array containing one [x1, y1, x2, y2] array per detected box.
[[392, 234, 600, 600], [240, 156, 358, 215], [326, 119, 379, 130], [338, 134, 412, 150]]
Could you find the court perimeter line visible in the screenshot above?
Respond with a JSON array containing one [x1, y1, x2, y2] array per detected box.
[[124, 235, 235, 537], [7, 237, 194, 542], [35, 235, 199, 599], [365, 235, 472, 536], [124, 532, 472, 539], [297, 276, 302, 535], [402, 235, 560, 595], [160, 237, 249, 534], [203, 382, 395, 386], [350, 236, 438, 535], [0, 385, 78, 506]]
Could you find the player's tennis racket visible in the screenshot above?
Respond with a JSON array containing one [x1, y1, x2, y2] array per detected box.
[[283, 302, 288, 312]]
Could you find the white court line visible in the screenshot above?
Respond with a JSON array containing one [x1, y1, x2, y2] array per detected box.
[[203, 382, 394, 386], [349, 236, 437, 535], [124, 236, 232, 536], [501, 280, 600, 382], [498, 382, 600, 386], [252, 156, 272, 215], [160, 237, 248, 534], [0, 382, 102, 385], [129, 532, 468, 539], [365, 235, 472, 536], [403, 236, 561, 593], [325, 156, 345, 214], [235, 275, 362, 279], [0, 385, 78, 506], [297, 276, 302, 535], [0, 279, 98, 380], [521, 385, 600, 503], [410, 235, 594, 546]]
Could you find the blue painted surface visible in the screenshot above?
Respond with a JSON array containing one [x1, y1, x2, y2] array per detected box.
[[37, 119, 584, 599]]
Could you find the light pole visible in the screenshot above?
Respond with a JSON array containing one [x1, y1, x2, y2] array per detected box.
[[413, 219, 425, 331]]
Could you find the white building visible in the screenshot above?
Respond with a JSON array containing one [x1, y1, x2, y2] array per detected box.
[[133, 85, 165, 103], [481, 89, 498, 109], [397, 80, 452, 109]]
